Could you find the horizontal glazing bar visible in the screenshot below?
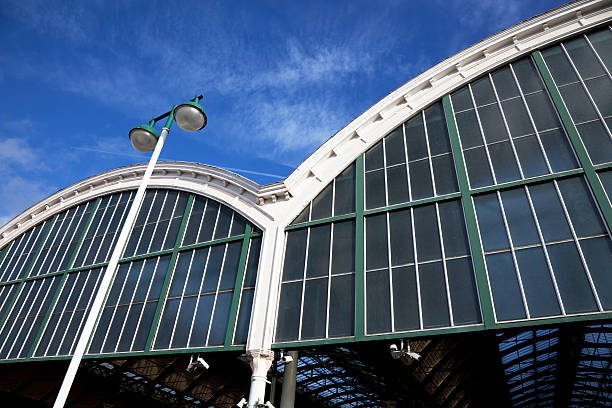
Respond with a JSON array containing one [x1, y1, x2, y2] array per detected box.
[[470, 168, 584, 195], [286, 213, 356, 231]]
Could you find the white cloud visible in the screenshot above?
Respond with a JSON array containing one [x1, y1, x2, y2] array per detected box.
[[0, 176, 56, 226], [0, 138, 39, 168]]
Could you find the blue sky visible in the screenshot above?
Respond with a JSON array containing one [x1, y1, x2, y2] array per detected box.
[[0, 0, 566, 225]]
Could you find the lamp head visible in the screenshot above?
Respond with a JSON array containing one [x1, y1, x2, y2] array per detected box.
[[174, 101, 207, 132], [129, 124, 159, 153]]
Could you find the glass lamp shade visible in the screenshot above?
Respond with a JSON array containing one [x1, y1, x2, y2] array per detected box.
[[174, 102, 207, 132], [129, 125, 159, 152]]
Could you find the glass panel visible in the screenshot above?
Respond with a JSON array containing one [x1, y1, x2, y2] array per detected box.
[[579, 237, 612, 310], [488, 141, 521, 183], [392, 266, 420, 331], [389, 209, 414, 266], [585, 76, 612, 117], [542, 46, 578, 86], [486, 252, 526, 321], [447, 258, 481, 325], [557, 177, 606, 238], [386, 164, 410, 205], [409, 160, 434, 199], [365, 214, 388, 270], [559, 82, 599, 123], [331, 221, 355, 275], [366, 270, 391, 334], [451, 87, 473, 112], [385, 127, 406, 166], [478, 104, 508, 143], [576, 120, 612, 165], [208, 291, 232, 345], [501, 98, 534, 138], [301, 278, 327, 339], [283, 229, 307, 281], [276, 282, 301, 341], [328, 274, 354, 337], [547, 242, 598, 313], [405, 114, 428, 160], [587, 29, 612, 72], [471, 77, 496, 106], [515, 247, 561, 317], [414, 205, 442, 262], [334, 164, 356, 216], [419, 262, 450, 328], [311, 184, 333, 221], [492, 67, 520, 100], [455, 109, 483, 149], [564, 37, 605, 79], [474, 193, 510, 252], [525, 92, 561, 132], [365, 169, 386, 210], [500, 188, 539, 247], [513, 135, 548, 178], [538, 129, 578, 171], [292, 205, 310, 225], [432, 154, 458, 195], [188, 294, 214, 347], [234, 289, 254, 344], [425, 102, 452, 155], [365, 141, 384, 171], [306, 224, 331, 279], [464, 147, 493, 188], [439, 200, 470, 257], [528, 182, 572, 242], [512, 58, 544, 94]]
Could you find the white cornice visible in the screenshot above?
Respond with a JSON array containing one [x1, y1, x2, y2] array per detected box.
[[279, 0, 611, 225], [0, 161, 286, 247]]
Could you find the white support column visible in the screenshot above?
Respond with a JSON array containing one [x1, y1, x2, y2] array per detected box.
[[53, 128, 169, 408], [280, 351, 298, 408], [247, 350, 274, 408]]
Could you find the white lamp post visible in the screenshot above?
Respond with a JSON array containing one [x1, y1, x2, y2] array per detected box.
[[53, 95, 207, 407]]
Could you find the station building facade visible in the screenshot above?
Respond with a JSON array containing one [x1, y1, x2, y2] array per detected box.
[[0, 1, 611, 406]]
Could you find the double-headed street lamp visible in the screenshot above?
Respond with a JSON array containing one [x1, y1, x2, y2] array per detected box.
[[54, 95, 207, 408]]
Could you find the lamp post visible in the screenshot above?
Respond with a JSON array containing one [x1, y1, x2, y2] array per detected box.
[[53, 95, 207, 408]]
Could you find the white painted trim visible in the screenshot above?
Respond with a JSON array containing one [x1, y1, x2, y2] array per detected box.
[[0, 162, 281, 248]]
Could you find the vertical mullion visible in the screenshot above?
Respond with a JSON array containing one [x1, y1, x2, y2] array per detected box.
[[443, 94, 496, 328], [224, 223, 253, 347], [496, 191, 531, 319], [533, 50, 612, 233], [168, 250, 196, 348], [584, 33, 612, 80], [99, 262, 133, 352], [144, 194, 194, 351], [385, 213, 394, 332], [411, 207, 423, 330], [354, 155, 365, 339], [185, 249, 211, 348], [205, 243, 229, 346], [325, 224, 334, 338], [402, 123, 413, 201], [523, 186, 566, 315], [146, 191, 168, 254], [28, 198, 101, 358], [297, 228, 311, 340], [382, 138, 390, 207], [560, 43, 612, 138], [0, 214, 57, 335], [508, 63, 554, 173], [552, 180, 603, 311], [435, 202, 454, 326], [489, 73, 525, 179], [129, 257, 159, 351], [423, 110, 438, 195], [468, 84, 498, 185], [0, 241, 15, 281]]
